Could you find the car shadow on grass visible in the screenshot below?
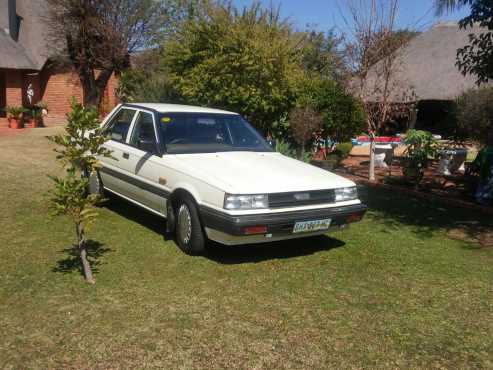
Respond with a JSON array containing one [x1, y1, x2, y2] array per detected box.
[[53, 240, 113, 276], [103, 194, 166, 236], [204, 235, 345, 264], [359, 185, 493, 244], [103, 194, 347, 263]]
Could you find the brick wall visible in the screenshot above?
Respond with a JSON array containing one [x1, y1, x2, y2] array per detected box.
[[40, 66, 84, 125], [40, 66, 119, 125], [0, 66, 119, 127], [107, 72, 119, 108], [100, 72, 119, 117]]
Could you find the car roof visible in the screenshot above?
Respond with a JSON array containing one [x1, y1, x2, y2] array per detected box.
[[123, 103, 238, 115]]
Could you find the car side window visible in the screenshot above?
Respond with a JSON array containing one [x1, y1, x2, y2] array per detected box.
[[130, 111, 158, 154], [106, 108, 136, 142]]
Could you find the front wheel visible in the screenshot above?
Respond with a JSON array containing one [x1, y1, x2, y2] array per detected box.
[[175, 197, 206, 255]]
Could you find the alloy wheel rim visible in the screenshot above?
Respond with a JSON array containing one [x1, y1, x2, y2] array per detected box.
[[177, 204, 192, 244]]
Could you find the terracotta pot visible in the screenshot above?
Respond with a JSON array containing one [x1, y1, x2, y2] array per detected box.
[[8, 117, 24, 129], [27, 118, 39, 128], [402, 164, 424, 185]]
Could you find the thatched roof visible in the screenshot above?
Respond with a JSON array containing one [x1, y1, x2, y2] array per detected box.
[[0, 0, 50, 70], [0, 29, 37, 69], [0, 1, 9, 31], [359, 22, 486, 102]]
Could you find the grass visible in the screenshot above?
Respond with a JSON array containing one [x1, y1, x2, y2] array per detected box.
[[1, 128, 492, 369]]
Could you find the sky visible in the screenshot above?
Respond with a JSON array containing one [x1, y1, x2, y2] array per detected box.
[[233, 0, 470, 33]]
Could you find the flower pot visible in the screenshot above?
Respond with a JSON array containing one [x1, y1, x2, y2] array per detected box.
[[27, 118, 40, 128], [8, 117, 24, 129], [402, 164, 424, 185]]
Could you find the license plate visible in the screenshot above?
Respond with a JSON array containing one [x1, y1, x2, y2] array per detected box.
[[293, 219, 332, 234]]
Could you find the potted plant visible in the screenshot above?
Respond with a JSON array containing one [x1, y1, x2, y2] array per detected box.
[[35, 101, 48, 126], [5, 106, 28, 129], [311, 142, 353, 170], [26, 108, 43, 128], [401, 129, 440, 186]]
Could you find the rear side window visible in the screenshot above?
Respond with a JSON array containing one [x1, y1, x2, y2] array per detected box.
[[129, 111, 158, 152], [106, 108, 136, 142]]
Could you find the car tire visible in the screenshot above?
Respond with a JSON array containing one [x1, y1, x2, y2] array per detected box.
[[174, 196, 206, 255]]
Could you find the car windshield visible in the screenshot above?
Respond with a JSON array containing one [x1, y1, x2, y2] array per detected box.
[[159, 113, 273, 154]]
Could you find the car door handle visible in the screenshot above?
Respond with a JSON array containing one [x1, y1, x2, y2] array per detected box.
[[122, 152, 129, 159]]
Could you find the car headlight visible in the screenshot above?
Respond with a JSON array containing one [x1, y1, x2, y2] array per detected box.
[[224, 194, 268, 210], [334, 187, 358, 202]]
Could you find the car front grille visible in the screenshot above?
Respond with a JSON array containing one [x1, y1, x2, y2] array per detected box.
[[268, 189, 336, 208]]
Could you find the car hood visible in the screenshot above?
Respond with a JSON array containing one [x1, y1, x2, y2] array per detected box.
[[170, 151, 356, 194]]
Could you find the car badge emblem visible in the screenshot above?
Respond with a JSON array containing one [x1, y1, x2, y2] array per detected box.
[[294, 193, 310, 201]]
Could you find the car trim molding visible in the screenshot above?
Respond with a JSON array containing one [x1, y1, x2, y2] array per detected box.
[[99, 166, 170, 198], [104, 187, 166, 218]]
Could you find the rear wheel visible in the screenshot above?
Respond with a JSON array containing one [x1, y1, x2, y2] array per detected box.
[[175, 197, 206, 255]]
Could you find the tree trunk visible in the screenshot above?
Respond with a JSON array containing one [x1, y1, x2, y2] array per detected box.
[[66, 33, 114, 109], [82, 81, 103, 108], [300, 145, 305, 160], [76, 223, 95, 284], [369, 135, 376, 181], [80, 68, 114, 109]]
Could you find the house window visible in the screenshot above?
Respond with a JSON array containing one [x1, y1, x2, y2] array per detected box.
[[0, 71, 5, 117]]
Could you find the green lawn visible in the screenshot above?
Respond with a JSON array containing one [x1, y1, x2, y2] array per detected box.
[[1, 128, 492, 369]]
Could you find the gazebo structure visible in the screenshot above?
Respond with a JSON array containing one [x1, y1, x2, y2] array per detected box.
[[361, 22, 485, 136]]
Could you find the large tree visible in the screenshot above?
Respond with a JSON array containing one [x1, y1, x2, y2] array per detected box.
[[161, 2, 305, 133], [435, 0, 493, 84], [301, 30, 347, 82], [457, 1, 493, 84], [47, 0, 169, 108]]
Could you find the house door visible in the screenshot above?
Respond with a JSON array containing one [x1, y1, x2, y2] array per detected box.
[[0, 71, 5, 117]]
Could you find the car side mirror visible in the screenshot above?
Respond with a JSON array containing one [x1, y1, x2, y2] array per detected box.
[[138, 138, 158, 154]]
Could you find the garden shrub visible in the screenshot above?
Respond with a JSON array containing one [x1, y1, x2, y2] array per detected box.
[[275, 139, 297, 158], [456, 87, 493, 144], [289, 105, 323, 159], [297, 78, 366, 142], [334, 142, 353, 159], [401, 129, 440, 186], [276, 138, 313, 163], [162, 3, 303, 134]]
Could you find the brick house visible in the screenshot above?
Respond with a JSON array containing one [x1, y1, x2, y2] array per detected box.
[[0, 0, 119, 126]]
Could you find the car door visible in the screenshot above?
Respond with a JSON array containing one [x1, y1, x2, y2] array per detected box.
[[99, 107, 138, 198], [124, 109, 168, 214]]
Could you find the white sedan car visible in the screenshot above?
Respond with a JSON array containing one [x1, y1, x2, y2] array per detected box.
[[91, 103, 367, 254]]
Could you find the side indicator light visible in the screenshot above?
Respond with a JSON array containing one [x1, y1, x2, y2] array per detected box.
[[243, 226, 268, 235]]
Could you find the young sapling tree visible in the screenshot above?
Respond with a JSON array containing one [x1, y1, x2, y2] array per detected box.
[[48, 99, 113, 284]]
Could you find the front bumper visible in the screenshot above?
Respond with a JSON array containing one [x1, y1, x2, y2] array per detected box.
[[200, 203, 367, 245]]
